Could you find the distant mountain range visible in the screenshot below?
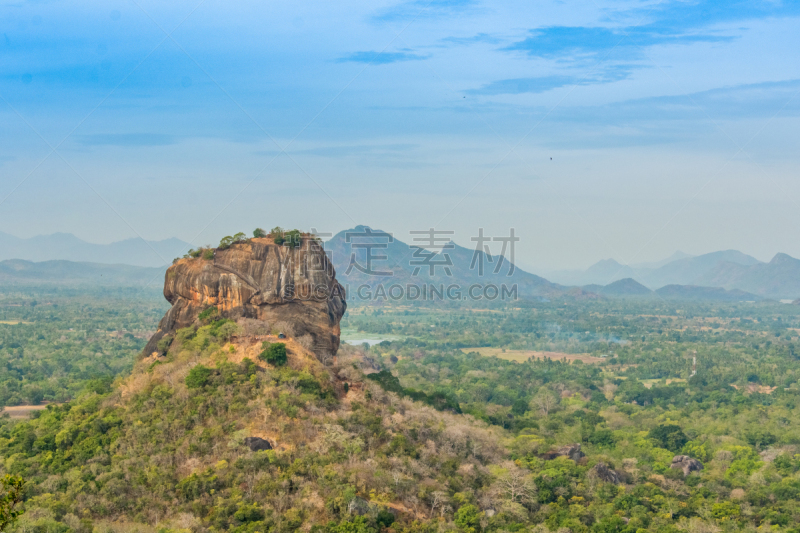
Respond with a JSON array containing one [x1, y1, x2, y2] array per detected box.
[[582, 277, 763, 301], [693, 253, 800, 299], [548, 250, 800, 300], [324, 226, 564, 300], [0, 232, 191, 268], [1, 228, 798, 301], [654, 284, 763, 302]]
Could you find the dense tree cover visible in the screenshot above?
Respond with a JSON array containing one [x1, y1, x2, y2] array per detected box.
[[366, 370, 461, 413], [0, 474, 25, 531], [345, 301, 800, 420], [344, 301, 800, 358], [0, 288, 166, 408], [4, 294, 800, 532], [1, 317, 512, 533]]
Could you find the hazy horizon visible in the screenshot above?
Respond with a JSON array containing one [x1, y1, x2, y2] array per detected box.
[[0, 226, 791, 273]]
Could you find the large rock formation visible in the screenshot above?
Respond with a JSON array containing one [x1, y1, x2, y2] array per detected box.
[[243, 437, 272, 451], [588, 462, 623, 484], [670, 455, 703, 476], [143, 235, 346, 357], [541, 443, 585, 462]]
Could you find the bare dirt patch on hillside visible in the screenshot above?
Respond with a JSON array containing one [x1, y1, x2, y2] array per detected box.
[[2, 404, 50, 418], [642, 378, 687, 389], [462, 347, 605, 364], [730, 383, 777, 394]]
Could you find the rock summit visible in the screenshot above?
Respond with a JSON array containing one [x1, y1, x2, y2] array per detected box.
[[144, 234, 346, 357]]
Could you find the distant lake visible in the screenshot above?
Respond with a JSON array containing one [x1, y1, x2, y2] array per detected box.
[[340, 328, 403, 347]]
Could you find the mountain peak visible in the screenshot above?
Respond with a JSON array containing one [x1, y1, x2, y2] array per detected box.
[[592, 258, 624, 267], [770, 252, 798, 265], [600, 277, 652, 296]]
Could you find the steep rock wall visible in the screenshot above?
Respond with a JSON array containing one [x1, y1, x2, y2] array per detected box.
[[143, 236, 346, 357]]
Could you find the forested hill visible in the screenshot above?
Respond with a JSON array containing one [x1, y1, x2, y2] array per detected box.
[[4, 298, 800, 533]]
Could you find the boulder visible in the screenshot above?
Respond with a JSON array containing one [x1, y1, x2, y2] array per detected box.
[[143, 236, 346, 358], [556, 443, 585, 462], [541, 443, 584, 462], [244, 437, 272, 451], [670, 455, 703, 476], [589, 462, 622, 484]]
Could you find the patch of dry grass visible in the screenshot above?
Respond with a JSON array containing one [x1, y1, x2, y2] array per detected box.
[[2, 404, 50, 418], [461, 347, 605, 364]]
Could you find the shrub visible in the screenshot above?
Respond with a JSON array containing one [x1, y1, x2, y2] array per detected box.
[[367, 370, 461, 413], [268, 227, 302, 248], [84, 377, 113, 395], [648, 424, 688, 452], [297, 334, 314, 351], [217, 321, 240, 343], [240, 318, 271, 336], [269, 227, 285, 245], [219, 232, 248, 249], [326, 516, 377, 533], [454, 504, 482, 533], [0, 474, 26, 531], [233, 503, 264, 524], [175, 326, 197, 344], [218, 236, 234, 249], [259, 343, 287, 366], [253, 228, 266, 238], [198, 306, 219, 323], [187, 248, 202, 258], [592, 516, 630, 533], [202, 249, 215, 260], [272, 321, 295, 337], [185, 365, 213, 389], [512, 398, 529, 415], [283, 229, 302, 248], [711, 501, 741, 521], [682, 440, 713, 462], [588, 429, 616, 446], [744, 428, 777, 449], [376, 509, 394, 528], [156, 335, 173, 354]]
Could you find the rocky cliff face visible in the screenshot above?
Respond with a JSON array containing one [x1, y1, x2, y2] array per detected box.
[[143, 236, 346, 357]]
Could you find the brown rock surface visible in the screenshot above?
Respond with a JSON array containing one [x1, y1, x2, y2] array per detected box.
[[670, 455, 703, 476], [541, 443, 585, 462], [143, 236, 346, 357], [588, 462, 622, 484]]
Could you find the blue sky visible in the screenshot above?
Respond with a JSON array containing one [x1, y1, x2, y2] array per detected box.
[[1, 0, 799, 270]]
